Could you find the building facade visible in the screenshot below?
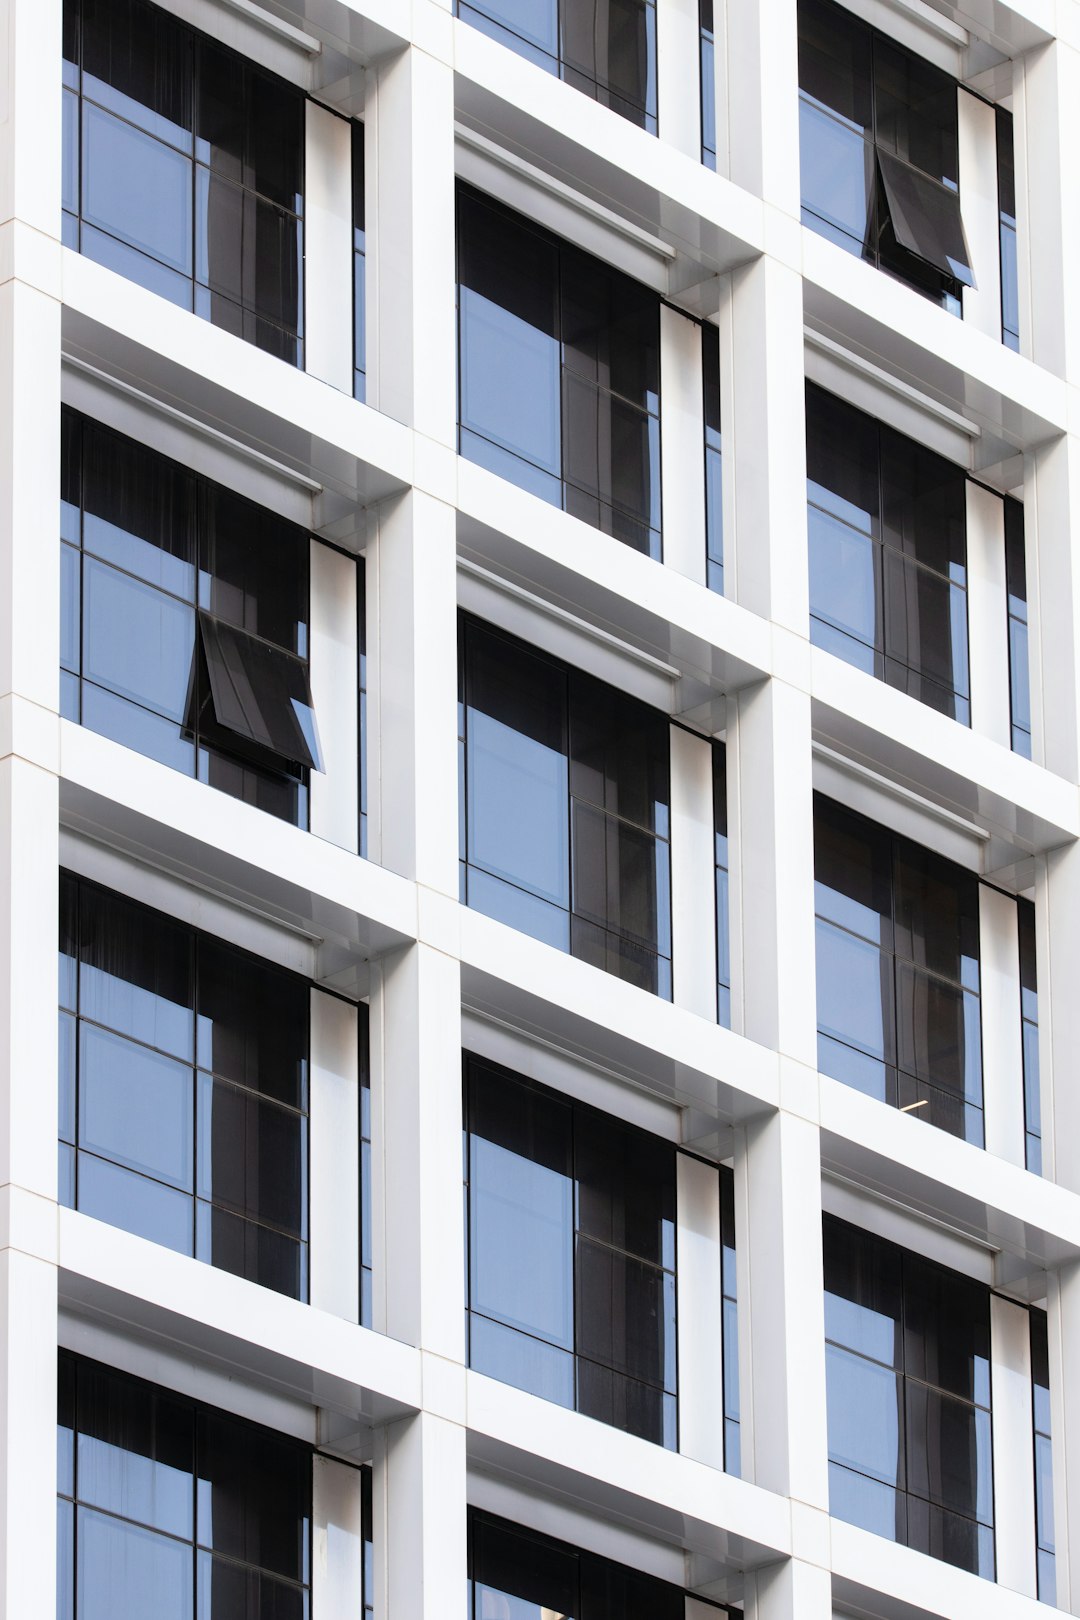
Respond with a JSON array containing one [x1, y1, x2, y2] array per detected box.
[[1, 0, 1079, 1614]]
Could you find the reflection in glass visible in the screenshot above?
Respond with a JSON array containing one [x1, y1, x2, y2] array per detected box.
[[1031, 1309, 1055, 1605]]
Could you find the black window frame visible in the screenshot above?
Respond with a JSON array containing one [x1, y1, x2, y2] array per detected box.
[[59, 870, 312, 1301], [798, 0, 973, 312], [63, 0, 306, 366]]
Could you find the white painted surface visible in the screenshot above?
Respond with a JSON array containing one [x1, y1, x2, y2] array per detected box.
[[660, 303, 708, 585], [313, 1454, 367, 1620], [966, 480, 1011, 749], [656, 0, 702, 159], [990, 1293, 1038, 1598], [309, 539, 360, 853], [670, 725, 718, 1019], [309, 989, 360, 1322], [979, 885, 1025, 1167], [958, 88, 1003, 341], [304, 102, 354, 396], [676, 1152, 724, 1471]]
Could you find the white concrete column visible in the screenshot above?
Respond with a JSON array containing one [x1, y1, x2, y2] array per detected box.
[[1039, 838, 1080, 1193], [368, 41, 456, 442], [304, 102, 354, 396], [676, 1152, 724, 1471], [978, 886, 1025, 1168], [309, 539, 360, 854], [660, 306, 707, 586], [1027, 434, 1080, 782], [728, 679, 816, 1064], [313, 1454, 367, 1619], [721, 0, 801, 212], [370, 942, 464, 1361], [957, 88, 1002, 341], [965, 482, 1011, 749], [669, 725, 717, 1021], [728, 257, 808, 634], [989, 1294, 1038, 1600], [656, 0, 702, 159], [1047, 1263, 1078, 1612], [309, 989, 360, 1322], [1015, 39, 1080, 382], [366, 489, 458, 894], [744, 1557, 831, 1620], [375, 1412, 467, 1620], [735, 1112, 829, 1510]]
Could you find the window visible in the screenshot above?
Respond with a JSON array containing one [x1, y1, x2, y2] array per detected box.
[[824, 1216, 994, 1578], [1031, 1309, 1056, 1605], [704, 324, 723, 593], [701, 0, 716, 168], [457, 185, 662, 559], [360, 1005, 372, 1326], [1019, 897, 1041, 1174], [62, 409, 325, 827], [798, 0, 973, 312], [1006, 496, 1031, 758], [57, 1352, 312, 1620], [721, 1166, 740, 1473], [59, 873, 309, 1300], [806, 383, 970, 723], [713, 740, 730, 1025], [455, 0, 657, 133], [814, 796, 983, 1144], [353, 122, 366, 401], [464, 1053, 678, 1447], [459, 615, 672, 997], [63, 0, 304, 365], [997, 109, 1019, 351]]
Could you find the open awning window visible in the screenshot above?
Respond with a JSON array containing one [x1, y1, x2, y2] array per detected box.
[[877, 151, 975, 289], [198, 612, 323, 772]]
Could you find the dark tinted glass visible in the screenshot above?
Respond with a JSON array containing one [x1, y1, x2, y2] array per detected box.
[[879, 426, 966, 578], [814, 797, 891, 945], [196, 938, 307, 1107], [196, 1075, 305, 1236], [560, 248, 659, 409], [76, 1359, 194, 1538], [823, 1216, 902, 1365], [578, 1550, 685, 1619], [873, 37, 957, 182], [704, 324, 723, 590], [201, 481, 307, 653], [81, 420, 195, 596], [903, 1252, 990, 1405], [81, 0, 192, 142], [798, 0, 872, 129], [78, 882, 193, 1059], [198, 615, 321, 772], [570, 674, 669, 833], [574, 1108, 674, 1264], [877, 152, 972, 285], [470, 1513, 578, 1615], [196, 1410, 309, 1582], [560, 0, 656, 126], [575, 1237, 674, 1389]]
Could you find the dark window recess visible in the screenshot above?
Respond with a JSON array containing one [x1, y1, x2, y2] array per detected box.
[[469, 1509, 735, 1619], [824, 1215, 994, 1579], [455, 0, 657, 133], [1031, 1309, 1056, 1605], [459, 614, 672, 998], [814, 795, 984, 1145], [721, 1166, 740, 1473], [713, 740, 730, 1026], [353, 121, 366, 401], [359, 1003, 372, 1327], [798, 0, 972, 312], [59, 871, 310, 1300], [1018, 896, 1041, 1175], [700, 0, 716, 168], [61, 407, 326, 828], [1005, 496, 1031, 758], [63, 0, 304, 365], [457, 184, 662, 560], [997, 108, 1019, 352], [57, 1351, 312, 1620], [358, 560, 368, 858], [464, 1053, 681, 1447], [704, 323, 723, 593], [806, 382, 970, 723]]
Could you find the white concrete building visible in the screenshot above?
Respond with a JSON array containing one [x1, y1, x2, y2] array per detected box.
[[1, 0, 1079, 1614]]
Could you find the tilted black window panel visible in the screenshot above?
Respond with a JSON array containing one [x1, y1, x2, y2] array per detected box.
[[58, 1351, 312, 1620], [456, 0, 657, 132], [464, 1052, 679, 1447], [457, 185, 662, 559], [824, 1215, 994, 1578], [469, 1508, 735, 1618], [63, 0, 304, 365], [806, 382, 970, 723], [61, 408, 321, 827], [59, 871, 310, 1299], [798, 0, 973, 311], [459, 614, 672, 997], [814, 795, 983, 1144]]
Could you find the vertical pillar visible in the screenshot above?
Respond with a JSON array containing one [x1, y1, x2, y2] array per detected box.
[[1040, 837, 1080, 1192], [656, 0, 702, 160], [309, 539, 360, 854], [1015, 39, 1080, 381], [669, 726, 717, 1021], [1027, 434, 1080, 783], [676, 1153, 724, 1470], [313, 1454, 367, 1619], [957, 88, 1002, 341], [989, 1294, 1037, 1599], [1047, 1263, 1079, 1613], [743, 1559, 831, 1620], [721, 0, 801, 212], [660, 306, 707, 587], [304, 101, 354, 396], [375, 1412, 467, 1620], [0, 1, 63, 1615], [309, 990, 360, 1322], [978, 886, 1025, 1168], [965, 482, 1011, 749]]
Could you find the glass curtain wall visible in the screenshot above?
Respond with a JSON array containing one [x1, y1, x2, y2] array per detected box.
[[1005, 496, 1032, 757]]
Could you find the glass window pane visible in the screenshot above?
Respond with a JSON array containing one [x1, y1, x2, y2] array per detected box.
[[82, 422, 195, 598], [82, 557, 196, 724], [894, 963, 981, 1108], [578, 1547, 684, 1619], [879, 425, 967, 579], [569, 673, 669, 834], [79, 1022, 193, 1190], [198, 614, 320, 770], [814, 796, 892, 944], [798, 0, 873, 133], [77, 885, 193, 1060], [560, 245, 659, 410], [881, 549, 968, 701], [892, 842, 979, 985], [815, 918, 890, 1065], [200, 485, 307, 654], [574, 1236, 675, 1391], [904, 1383, 993, 1524], [78, 1150, 193, 1254], [902, 1251, 990, 1406], [799, 99, 874, 245], [826, 1343, 904, 1487], [196, 1409, 309, 1582], [905, 1493, 994, 1577], [81, 0, 192, 148], [196, 1073, 305, 1238], [561, 0, 655, 123], [196, 939, 307, 1108], [575, 1358, 674, 1448], [829, 1460, 904, 1541], [571, 801, 666, 957], [873, 35, 957, 184], [465, 866, 571, 951], [76, 1361, 194, 1538], [877, 152, 973, 285], [471, 1515, 578, 1617], [57, 1497, 74, 1620], [82, 104, 193, 273], [468, 1312, 575, 1408], [823, 1216, 903, 1366], [194, 38, 243, 184], [574, 1108, 674, 1268], [562, 372, 659, 544], [76, 1507, 194, 1620], [246, 63, 304, 210], [195, 1200, 306, 1301], [196, 1548, 308, 1620], [808, 506, 879, 656]]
